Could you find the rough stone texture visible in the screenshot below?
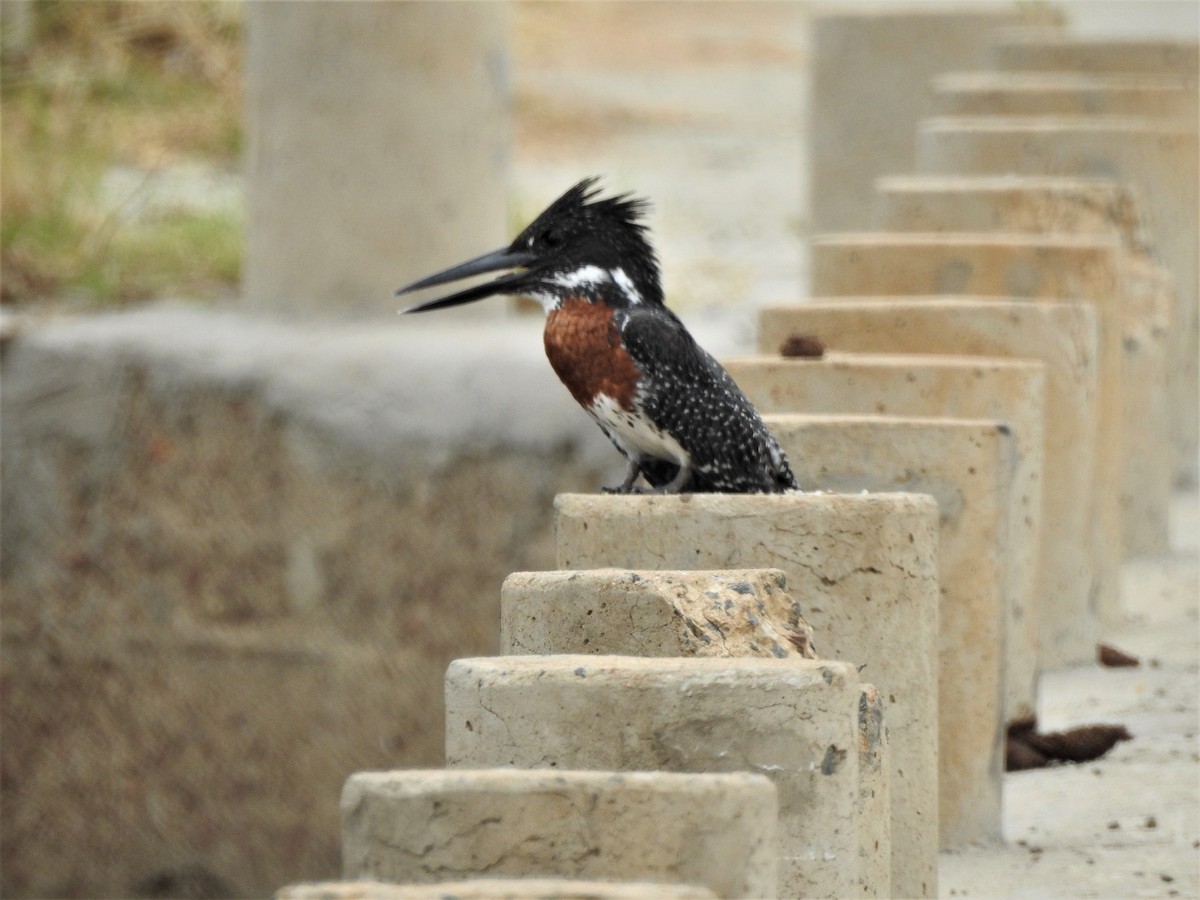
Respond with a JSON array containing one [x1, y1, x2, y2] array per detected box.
[[445, 657, 861, 900], [0, 310, 612, 899], [341, 770, 777, 900], [870, 177, 1173, 556], [808, 6, 1060, 231], [857, 685, 891, 899], [808, 236, 1126, 642], [915, 117, 1199, 488], [721, 353, 1049, 673], [551, 493, 939, 898], [244, 3, 508, 317], [931, 71, 1197, 118], [277, 879, 718, 899], [760, 413, 1011, 846], [501, 568, 815, 660], [757, 299, 1095, 687]]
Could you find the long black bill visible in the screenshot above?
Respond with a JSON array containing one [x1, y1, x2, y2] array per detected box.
[[396, 247, 535, 313]]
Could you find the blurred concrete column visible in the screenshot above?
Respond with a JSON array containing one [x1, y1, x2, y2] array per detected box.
[[244, 1, 510, 318]]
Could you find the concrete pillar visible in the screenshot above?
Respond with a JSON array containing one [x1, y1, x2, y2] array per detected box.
[[244, 2, 509, 317], [759, 414, 1014, 834], [808, 6, 1061, 232], [549, 493, 940, 898], [991, 36, 1200, 79], [279, 880, 718, 899], [758, 300, 1099, 686], [446, 656, 867, 900], [870, 180, 1171, 557], [341, 769, 777, 899], [915, 118, 1199, 487], [809, 235, 1126, 640], [931, 71, 1196, 118]]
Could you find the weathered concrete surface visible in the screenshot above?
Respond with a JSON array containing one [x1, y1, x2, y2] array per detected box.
[[758, 299, 1096, 686], [808, 5, 1060, 231], [870, 178, 1174, 556], [277, 879, 718, 899], [808, 237, 1126, 640], [915, 117, 1199, 488], [446, 657, 861, 900], [723, 353, 1049, 669], [341, 769, 777, 899], [992, 35, 1200, 77], [857, 684, 891, 899], [762, 413, 1011, 846], [0, 308, 615, 898], [940, 494, 1199, 897], [501, 568, 815, 660], [244, 3, 508, 317], [931, 71, 1196, 118], [552, 493, 939, 897]]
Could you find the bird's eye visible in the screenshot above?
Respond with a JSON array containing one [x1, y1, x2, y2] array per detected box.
[[542, 228, 565, 248]]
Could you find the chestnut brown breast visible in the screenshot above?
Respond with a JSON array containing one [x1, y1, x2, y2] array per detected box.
[[543, 297, 641, 411]]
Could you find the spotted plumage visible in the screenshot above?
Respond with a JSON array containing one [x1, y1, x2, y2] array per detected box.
[[397, 177, 798, 495]]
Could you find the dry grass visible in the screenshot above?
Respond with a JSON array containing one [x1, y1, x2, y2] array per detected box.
[[1, 1, 243, 307]]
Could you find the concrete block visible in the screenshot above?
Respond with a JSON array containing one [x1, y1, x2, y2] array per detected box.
[[870, 178, 1174, 555], [857, 685, 891, 899], [808, 6, 1060, 231], [277, 880, 717, 899], [991, 35, 1200, 78], [341, 769, 777, 899], [758, 413, 1011, 845], [809, 235, 1125, 638], [501, 568, 814, 660], [244, 3, 508, 316], [915, 117, 1199, 487], [758, 300, 1096, 687], [932, 71, 1196, 118], [551, 494, 939, 897], [445, 656, 865, 899]]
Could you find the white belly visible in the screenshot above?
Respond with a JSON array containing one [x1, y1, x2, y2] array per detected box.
[[589, 393, 690, 466]]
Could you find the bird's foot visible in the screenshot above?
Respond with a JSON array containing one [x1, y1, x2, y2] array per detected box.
[[602, 484, 647, 495]]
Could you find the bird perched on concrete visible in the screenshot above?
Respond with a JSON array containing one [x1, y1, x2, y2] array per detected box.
[[397, 177, 798, 495]]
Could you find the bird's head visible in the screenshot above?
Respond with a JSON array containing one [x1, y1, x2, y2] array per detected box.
[[398, 177, 663, 314]]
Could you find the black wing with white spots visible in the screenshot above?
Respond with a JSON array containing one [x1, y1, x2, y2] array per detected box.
[[616, 307, 798, 493]]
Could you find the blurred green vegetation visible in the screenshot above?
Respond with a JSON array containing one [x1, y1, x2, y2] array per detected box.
[[1, 1, 243, 307]]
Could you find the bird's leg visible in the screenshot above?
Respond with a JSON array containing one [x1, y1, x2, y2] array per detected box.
[[652, 461, 692, 495], [602, 457, 643, 494]]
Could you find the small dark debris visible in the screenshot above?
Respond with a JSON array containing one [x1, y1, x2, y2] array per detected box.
[[573, 667, 586, 677], [780, 333, 826, 358], [1005, 717, 1132, 770], [1107, 820, 1120, 830], [820, 744, 847, 775], [1162, 874, 1175, 883], [784, 629, 810, 655], [1145, 816, 1158, 829], [1098, 643, 1140, 667]]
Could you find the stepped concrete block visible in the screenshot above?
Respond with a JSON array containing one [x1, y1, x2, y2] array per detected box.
[[809, 6, 1060, 231], [931, 71, 1196, 118], [551, 494, 939, 897], [277, 879, 717, 899], [758, 413, 1012, 845], [341, 769, 776, 899], [870, 178, 1173, 556], [245, 3, 508, 317], [809, 236, 1125, 637], [759, 300, 1096, 683], [991, 36, 1200, 78], [500, 568, 815, 660], [915, 117, 1199, 487], [446, 656, 866, 900]]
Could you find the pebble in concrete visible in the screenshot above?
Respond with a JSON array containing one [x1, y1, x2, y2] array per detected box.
[[758, 299, 1097, 686], [551, 493, 939, 898], [445, 656, 863, 900], [759, 413, 1012, 846], [501, 568, 814, 660], [808, 236, 1125, 641], [870, 177, 1173, 556], [341, 769, 777, 900], [277, 880, 717, 899], [915, 117, 1199, 487]]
